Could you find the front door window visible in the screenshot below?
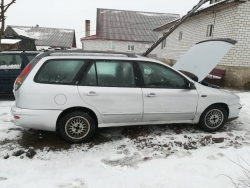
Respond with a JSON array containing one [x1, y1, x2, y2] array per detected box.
[[139, 62, 188, 89]]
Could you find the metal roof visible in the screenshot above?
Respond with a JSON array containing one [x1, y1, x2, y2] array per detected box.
[[6, 26, 76, 48], [95, 8, 180, 42]]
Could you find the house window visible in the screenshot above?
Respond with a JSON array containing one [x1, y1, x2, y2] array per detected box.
[[161, 33, 166, 49], [206, 25, 214, 37], [128, 44, 134, 51], [108, 41, 115, 50], [179, 32, 183, 40]]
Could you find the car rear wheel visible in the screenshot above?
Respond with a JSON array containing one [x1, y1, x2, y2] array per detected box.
[[199, 105, 228, 132], [59, 111, 96, 143]]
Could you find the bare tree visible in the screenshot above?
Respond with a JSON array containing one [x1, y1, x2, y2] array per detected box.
[[0, 0, 16, 43]]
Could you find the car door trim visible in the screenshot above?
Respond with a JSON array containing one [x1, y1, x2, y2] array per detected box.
[[143, 112, 194, 115], [102, 112, 142, 116]]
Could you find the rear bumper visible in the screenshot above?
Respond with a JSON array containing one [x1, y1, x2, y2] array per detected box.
[[228, 103, 242, 120], [11, 103, 62, 131]]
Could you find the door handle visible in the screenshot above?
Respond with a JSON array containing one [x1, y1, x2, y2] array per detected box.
[[84, 91, 99, 96], [146, 93, 157, 97]]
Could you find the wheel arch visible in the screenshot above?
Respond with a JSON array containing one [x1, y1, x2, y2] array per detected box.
[[202, 102, 229, 118], [56, 106, 98, 131]]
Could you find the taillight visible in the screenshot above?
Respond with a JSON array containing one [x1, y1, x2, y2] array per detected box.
[[20, 64, 31, 77], [14, 64, 31, 91]]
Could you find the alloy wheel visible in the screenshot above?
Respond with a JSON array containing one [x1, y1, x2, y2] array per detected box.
[[65, 116, 90, 139], [204, 109, 224, 129]]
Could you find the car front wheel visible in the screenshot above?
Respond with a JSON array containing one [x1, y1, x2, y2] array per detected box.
[[200, 105, 228, 132], [59, 111, 96, 143]]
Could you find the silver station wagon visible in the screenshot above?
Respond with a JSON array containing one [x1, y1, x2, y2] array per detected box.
[[11, 39, 242, 143]]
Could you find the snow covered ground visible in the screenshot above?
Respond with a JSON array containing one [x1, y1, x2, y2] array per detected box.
[[0, 91, 250, 188]]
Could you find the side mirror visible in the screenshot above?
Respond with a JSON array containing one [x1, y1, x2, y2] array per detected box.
[[188, 82, 195, 89]]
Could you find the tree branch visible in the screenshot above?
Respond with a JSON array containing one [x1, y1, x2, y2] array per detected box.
[[4, 0, 16, 13]]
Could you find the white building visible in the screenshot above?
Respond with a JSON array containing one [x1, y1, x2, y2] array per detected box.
[[155, 0, 250, 87]]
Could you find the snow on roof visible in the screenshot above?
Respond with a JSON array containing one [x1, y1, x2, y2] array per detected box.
[[0, 39, 21, 44], [197, 0, 228, 12], [12, 28, 33, 39], [8, 26, 76, 48]]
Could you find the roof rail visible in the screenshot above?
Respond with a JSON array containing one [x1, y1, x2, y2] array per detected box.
[[35, 50, 138, 59], [0, 49, 39, 52]]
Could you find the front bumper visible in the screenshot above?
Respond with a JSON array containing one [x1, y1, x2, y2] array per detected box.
[[11, 103, 62, 131], [228, 103, 242, 120]]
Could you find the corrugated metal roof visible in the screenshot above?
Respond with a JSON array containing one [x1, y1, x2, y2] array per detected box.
[[96, 8, 180, 42], [8, 26, 76, 48]]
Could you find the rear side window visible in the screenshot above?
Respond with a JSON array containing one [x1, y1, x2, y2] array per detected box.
[[83, 60, 136, 87], [0, 54, 23, 69], [35, 59, 85, 84]]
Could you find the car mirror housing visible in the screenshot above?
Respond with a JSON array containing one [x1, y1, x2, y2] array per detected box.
[[188, 82, 195, 89]]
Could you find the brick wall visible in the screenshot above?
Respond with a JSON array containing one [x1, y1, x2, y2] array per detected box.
[[156, 1, 250, 67], [81, 40, 157, 54]]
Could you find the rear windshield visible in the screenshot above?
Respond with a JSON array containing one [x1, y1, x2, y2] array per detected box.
[[0, 54, 23, 69], [34, 59, 85, 84]]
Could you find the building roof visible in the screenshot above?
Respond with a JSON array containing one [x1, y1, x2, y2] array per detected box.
[[82, 8, 180, 42], [5, 25, 76, 48], [154, 0, 246, 31]]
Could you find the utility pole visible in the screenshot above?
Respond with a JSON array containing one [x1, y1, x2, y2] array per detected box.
[[142, 0, 210, 56], [0, 0, 16, 44]]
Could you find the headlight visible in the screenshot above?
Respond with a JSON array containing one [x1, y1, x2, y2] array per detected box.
[[230, 97, 240, 105]]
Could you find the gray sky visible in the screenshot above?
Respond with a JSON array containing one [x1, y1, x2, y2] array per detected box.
[[5, 0, 202, 47]]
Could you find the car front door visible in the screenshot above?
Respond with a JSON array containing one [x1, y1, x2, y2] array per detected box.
[[138, 61, 198, 122], [0, 53, 27, 94], [78, 60, 143, 124]]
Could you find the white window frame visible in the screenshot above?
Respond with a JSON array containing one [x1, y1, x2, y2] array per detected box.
[[161, 32, 166, 49], [128, 44, 135, 51], [179, 31, 183, 41], [206, 25, 214, 37], [108, 41, 115, 50]]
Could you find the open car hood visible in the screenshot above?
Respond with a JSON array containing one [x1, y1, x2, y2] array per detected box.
[[173, 39, 237, 82]]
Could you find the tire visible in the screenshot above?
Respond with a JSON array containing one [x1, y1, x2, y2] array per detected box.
[[199, 105, 228, 132], [59, 111, 96, 143]]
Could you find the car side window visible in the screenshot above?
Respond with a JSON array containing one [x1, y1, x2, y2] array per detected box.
[[84, 60, 136, 87], [83, 63, 97, 86], [0, 54, 23, 69], [139, 62, 188, 89], [35, 59, 85, 84]]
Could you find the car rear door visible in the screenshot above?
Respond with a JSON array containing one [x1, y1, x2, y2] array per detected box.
[[138, 61, 199, 122], [0, 53, 27, 94], [78, 60, 143, 124]]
